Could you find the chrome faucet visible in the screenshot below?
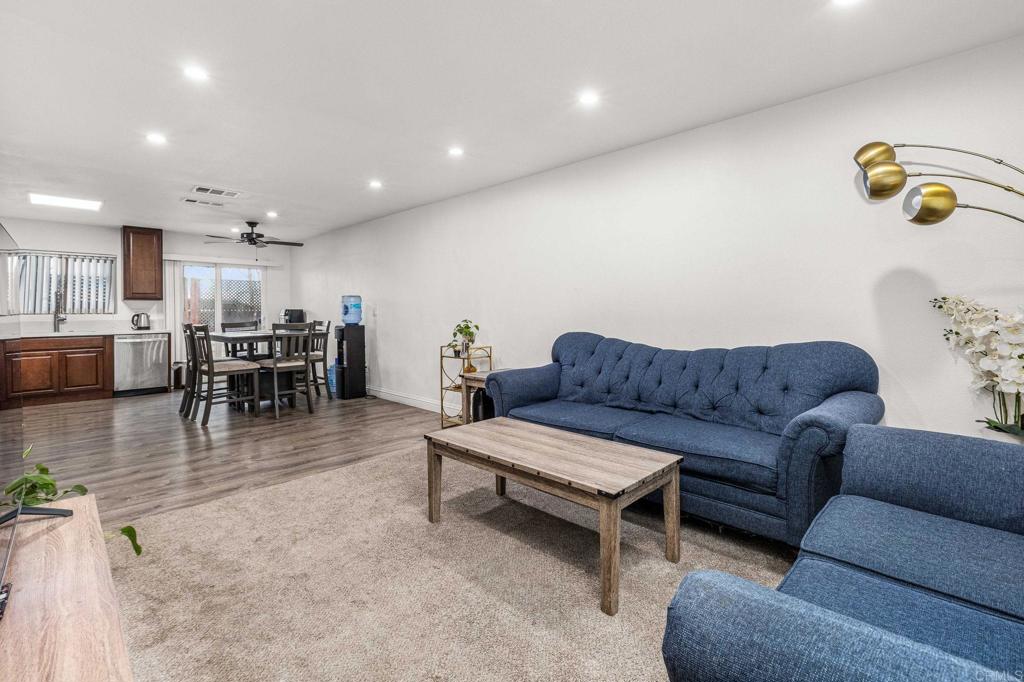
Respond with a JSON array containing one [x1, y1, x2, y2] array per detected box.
[[53, 289, 66, 332]]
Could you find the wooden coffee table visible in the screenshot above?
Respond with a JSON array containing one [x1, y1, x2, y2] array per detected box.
[[424, 417, 682, 615]]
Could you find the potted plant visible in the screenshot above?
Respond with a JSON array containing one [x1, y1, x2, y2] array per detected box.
[[932, 296, 1024, 438], [1, 446, 142, 554], [446, 319, 480, 372]]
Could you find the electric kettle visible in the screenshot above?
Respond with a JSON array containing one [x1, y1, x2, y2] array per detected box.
[[131, 312, 151, 330]]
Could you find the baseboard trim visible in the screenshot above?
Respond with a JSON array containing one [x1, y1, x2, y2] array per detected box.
[[367, 385, 461, 414]]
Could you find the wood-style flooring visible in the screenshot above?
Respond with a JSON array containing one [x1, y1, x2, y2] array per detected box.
[[1, 392, 436, 529]]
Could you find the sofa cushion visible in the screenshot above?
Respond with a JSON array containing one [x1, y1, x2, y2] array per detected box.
[[779, 556, 1024, 672], [614, 414, 779, 492], [507, 400, 647, 439], [802, 495, 1024, 620], [550, 332, 879, 435]]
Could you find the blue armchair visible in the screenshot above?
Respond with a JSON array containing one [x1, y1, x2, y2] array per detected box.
[[662, 425, 1024, 681], [486, 332, 884, 545]]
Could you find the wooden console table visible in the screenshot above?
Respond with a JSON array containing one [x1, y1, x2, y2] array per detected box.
[[0, 495, 133, 681]]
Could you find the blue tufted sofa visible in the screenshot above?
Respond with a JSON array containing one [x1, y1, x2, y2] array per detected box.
[[485, 332, 884, 545], [662, 425, 1024, 681]]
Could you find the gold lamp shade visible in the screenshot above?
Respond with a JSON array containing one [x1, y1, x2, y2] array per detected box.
[[862, 161, 907, 199], [902, 183, 958, 225], [854, 141, 896, 170]]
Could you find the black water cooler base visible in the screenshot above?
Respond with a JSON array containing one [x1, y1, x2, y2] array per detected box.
[[335, 324, 367, 399]]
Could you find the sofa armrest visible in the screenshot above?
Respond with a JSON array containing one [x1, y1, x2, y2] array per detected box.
[[777, 391, 885, 544], [842, 425, 1024, 535], [781, 391, 886, 458], [663, 571, 1001, 682], [485, 363, 561, 417]]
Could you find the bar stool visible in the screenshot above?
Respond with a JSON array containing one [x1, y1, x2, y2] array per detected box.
[[309, 320, 333, 400], [189, 325, 261, 426], [258, 323, 315, 419]]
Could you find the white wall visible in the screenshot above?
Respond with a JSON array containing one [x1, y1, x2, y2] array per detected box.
[[0, 218, 293, 336], [293, 37, 1024, 439]]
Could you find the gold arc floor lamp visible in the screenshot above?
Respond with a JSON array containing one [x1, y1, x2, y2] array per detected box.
[[854, 141, 1024, 225]]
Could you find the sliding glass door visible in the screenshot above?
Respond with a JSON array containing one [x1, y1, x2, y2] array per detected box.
[[183, 263, 263, 329], [220, 266, 263, 325]]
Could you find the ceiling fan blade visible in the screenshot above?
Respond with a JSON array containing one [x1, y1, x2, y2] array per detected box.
[[204, 234, 236, 240], [204, 240, 241, 244], [264, 240, 304, 247]]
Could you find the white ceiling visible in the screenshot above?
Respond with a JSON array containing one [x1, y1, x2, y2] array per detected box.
[[2, 1, 1024, 240]]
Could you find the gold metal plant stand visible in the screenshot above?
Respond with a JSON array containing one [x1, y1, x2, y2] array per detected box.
[[439, 345, 493, 428]]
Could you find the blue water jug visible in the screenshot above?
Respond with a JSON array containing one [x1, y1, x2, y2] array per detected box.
[[328, 359, 338, 393], [341, 295, 362, 325]]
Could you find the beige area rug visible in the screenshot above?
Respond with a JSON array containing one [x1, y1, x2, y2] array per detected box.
[[108, 445, 792, 681]]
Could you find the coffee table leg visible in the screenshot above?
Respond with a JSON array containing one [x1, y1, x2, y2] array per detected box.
[[663, 466, 680, 563], [599, 498, 621, 616], [495, 475, 506, 496], [427, 441, 442, 522]]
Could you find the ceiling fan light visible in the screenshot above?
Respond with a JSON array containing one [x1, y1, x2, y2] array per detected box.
[[854, 141, 896, 170], [862, 161, 908, 200], [902, 183, 957, 224]]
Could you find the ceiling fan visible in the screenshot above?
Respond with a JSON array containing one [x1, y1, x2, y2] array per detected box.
[[205, 221, 303, 248]]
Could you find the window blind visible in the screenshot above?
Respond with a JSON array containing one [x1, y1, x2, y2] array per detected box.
[[8, 252, 116, 315]]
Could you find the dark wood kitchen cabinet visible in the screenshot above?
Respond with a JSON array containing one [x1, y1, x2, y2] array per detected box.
[[122, 225, 163, 300], [1, 336, 113, 408]]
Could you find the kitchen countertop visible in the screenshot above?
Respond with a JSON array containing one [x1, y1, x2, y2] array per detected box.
[[2, 329, 170, 340]]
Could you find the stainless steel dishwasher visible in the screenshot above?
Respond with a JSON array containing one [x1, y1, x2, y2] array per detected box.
[[114, 333, 170, 395]]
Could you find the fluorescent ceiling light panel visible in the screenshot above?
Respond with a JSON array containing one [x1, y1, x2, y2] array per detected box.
[[448, 146, 464, 157], [368, 179, 383, 190], [146, 132, 167, 145], [28, 193, 102, 211]]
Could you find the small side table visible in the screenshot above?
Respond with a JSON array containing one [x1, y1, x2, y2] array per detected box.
[[461, 369, 495, 424]]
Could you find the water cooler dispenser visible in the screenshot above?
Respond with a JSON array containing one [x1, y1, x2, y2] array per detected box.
[[335, 295, 367, 399]]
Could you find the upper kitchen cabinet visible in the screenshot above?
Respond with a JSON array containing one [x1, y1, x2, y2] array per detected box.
[[122, 225, 163, 300]]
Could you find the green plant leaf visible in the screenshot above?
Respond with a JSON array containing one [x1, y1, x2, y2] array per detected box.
[[978, 418, 1024, 437], [120, 526, 142, 556], [34, 463, 49, 475], [21, 445, 32, 460], [68, 484, 88, 496], [5, 476, 30, 496]]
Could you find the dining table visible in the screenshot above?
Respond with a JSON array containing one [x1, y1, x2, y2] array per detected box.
[[209, 328, 330, 359], [209, 328, 333, 402]]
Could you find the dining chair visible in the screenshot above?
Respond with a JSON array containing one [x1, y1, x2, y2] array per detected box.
[[258, 322, 315, 419], [221, 320, 266, 360], [309, 320, 334, 400], [179, 323, 196, 416], [189, 325, 261, 426]]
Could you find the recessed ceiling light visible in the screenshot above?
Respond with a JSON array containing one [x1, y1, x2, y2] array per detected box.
[[266, 211, 278, 218], [183, 64, 209, 82], [28, 193, 102, 211], [448, 146, 464, 158], [146, 132, 167, 145], [577, 89, 601, 108], [368, 179, 383, 190], [230, 227, 240, 233]]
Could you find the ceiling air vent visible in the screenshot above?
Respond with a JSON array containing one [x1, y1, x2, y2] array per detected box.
[[180, 197, 225, 207], [191, 185, 244, 199]]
